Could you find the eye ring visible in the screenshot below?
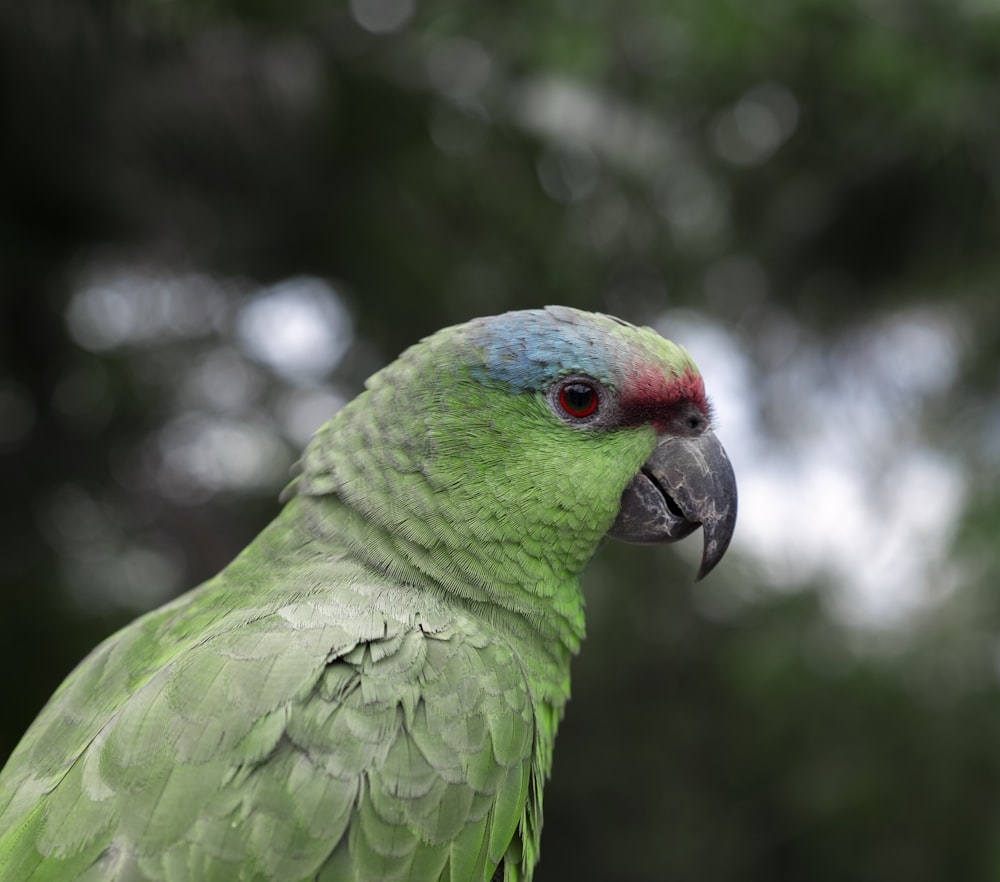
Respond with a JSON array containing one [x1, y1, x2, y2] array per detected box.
[[558, 381, 599, 418]]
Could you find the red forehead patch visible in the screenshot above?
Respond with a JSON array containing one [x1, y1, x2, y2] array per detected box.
[[618, 365, 709, 429]]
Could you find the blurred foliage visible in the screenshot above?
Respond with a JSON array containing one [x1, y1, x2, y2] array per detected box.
[[2, 0, 1000, 879]]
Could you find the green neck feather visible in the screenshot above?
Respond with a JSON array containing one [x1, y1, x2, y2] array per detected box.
[[285, 331, 656, 695]]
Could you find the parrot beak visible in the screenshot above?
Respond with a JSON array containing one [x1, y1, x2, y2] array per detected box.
[[607, 429, 737, 580]]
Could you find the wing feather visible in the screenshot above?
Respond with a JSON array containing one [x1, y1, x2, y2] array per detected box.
[[0, 553, 539, 882]]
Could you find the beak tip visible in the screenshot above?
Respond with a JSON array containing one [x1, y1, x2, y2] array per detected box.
[[694, 506, 737, 583], [695, 553, 721, 582]]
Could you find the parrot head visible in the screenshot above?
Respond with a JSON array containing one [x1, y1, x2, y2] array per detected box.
[[463, 305, 737, 580], [293, 305, 736, 635]]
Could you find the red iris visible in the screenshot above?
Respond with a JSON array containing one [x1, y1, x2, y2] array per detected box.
[[559, 382, 598, 417]]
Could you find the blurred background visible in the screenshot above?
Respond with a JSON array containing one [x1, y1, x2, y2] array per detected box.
[[2, 1, 1000, 879]]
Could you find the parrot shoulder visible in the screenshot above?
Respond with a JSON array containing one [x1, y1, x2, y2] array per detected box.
[[0, 562, 542, 882]]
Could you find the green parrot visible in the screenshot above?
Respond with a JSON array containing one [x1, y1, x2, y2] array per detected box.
[[0, 306, 736, 882]]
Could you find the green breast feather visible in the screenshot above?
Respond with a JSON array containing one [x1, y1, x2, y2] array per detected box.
[[0, 306, 736, 881]]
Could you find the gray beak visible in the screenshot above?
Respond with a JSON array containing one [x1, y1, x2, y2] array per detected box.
[[607, 429, 737, 580]]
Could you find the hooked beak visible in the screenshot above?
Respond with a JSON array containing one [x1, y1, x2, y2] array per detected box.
[[607, 429, 737, 580]]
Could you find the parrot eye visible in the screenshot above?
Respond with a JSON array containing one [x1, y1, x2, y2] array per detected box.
[[558, 381, 599, 418]]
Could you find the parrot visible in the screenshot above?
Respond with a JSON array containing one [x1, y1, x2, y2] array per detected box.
[[0, 305, 736, 882]]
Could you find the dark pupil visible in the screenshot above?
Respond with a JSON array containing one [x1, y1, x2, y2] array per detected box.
[[564, 384, 595, 414]]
